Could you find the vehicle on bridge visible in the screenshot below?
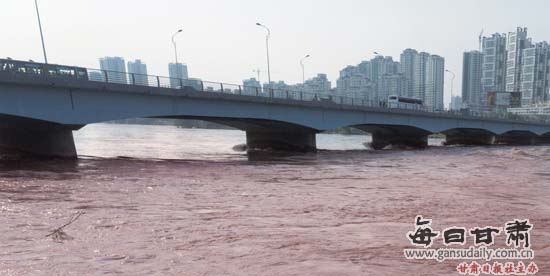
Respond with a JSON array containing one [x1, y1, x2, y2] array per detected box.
[[388, 95, 424, 109], [0, 58, 88, 81]]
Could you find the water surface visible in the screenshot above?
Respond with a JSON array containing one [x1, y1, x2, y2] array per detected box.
[[0, 124, 548, 275]]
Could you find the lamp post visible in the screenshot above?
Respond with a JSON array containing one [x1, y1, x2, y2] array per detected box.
[[445, 69, 456, 109], [253, 68, 261, 83], [172, 29, 183, 65], [300, 54, 310, 83], [445, 69, 456, 97], [256, 23, 271, 86], [34, 0, 48, 64]]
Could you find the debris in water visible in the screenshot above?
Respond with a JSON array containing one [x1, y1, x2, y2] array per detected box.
[[46, 212, 84, 242]]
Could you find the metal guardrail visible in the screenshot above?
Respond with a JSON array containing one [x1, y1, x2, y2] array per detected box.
[[84, 69, 550, 124], [3, 64, 550, 125], [86, 68, 443, 113]]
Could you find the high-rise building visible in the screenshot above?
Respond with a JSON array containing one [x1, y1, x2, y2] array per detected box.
[[463, 27, 550, 108], [412, 52, 430, 102], [302, 74, 332, 96], [357, 60, 371, 77], [400, 48, 418, 97], [377, 73, 409, 100], [168, 63, 189, 88], [425, 55, 445, 110], [336, 66, 376, 101], [127, 59, 148, 86], [370, 56, 399, 81], [337, 56, 400, 102], [338, 49, 443, 107], [520, 42, 550, 104], [462, 51, 483, 107], [99, 56, 127, 84], [481, 33, 507, 103], [506, 27, 531, 92]]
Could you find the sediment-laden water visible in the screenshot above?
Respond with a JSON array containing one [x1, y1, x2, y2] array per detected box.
[[0, 124, 548, 275]]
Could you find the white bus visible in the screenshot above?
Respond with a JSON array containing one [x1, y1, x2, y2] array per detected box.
[[388, 95, 424, 109]]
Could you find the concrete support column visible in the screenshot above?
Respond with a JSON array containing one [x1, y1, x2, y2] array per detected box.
[[534, 136, 550, 145], [494, 133, 536, 146], [444, 133, 494, 146], [0, 116, 79, 159], [369, 133, 428, 150], [246, 130, 317, 152]]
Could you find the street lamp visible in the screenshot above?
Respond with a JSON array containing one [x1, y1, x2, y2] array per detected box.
[[256, 23, 271, 86], [300, 54, 310, 83], [445, 69, 456, 97], [34, 0, 48, 64], [253, 68, 261, 83], [172, 29, 183, 64], [445, 69, 456, 109]]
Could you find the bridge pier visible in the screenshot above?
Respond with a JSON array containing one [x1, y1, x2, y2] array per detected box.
[[444, 129, 495, 146], [357, 125, 430, 150], [535, 135, 550, 145], [0, 115, 80, 159], [246, 130, 317, 152], [369, 133, 428, 150], [494, 131, 537, 146]]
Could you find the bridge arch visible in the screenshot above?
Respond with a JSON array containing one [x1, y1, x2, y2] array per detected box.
[[494, 130, 539, 145], [441, 128, 497, 146], [158, 116, 320, 152]]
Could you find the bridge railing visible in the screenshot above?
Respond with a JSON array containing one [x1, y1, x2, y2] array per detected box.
[[3, 64, 550, 124]]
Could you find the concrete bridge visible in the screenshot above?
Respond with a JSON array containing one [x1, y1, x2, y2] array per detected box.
[[1, 61, 550, 158]]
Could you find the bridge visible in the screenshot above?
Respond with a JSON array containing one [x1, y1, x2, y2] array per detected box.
[[1, 60, 550, 158]]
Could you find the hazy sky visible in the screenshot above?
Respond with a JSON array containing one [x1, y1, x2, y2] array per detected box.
[[2, 0, 549, 105]]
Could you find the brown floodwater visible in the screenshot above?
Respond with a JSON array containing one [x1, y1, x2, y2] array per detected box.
[[0, 124, 549, 275]]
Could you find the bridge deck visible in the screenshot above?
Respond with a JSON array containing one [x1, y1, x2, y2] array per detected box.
[[1, 70, 549, 128]]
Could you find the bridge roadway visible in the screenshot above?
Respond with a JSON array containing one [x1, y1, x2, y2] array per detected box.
[[1, 69, 550, 158]]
